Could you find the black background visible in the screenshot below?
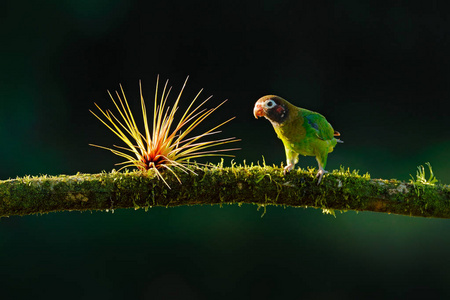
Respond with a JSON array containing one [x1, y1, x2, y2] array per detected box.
[[1, 1, 449, 299]]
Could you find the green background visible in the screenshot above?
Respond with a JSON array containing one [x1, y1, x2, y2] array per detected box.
[[1, 1, 449, 298]]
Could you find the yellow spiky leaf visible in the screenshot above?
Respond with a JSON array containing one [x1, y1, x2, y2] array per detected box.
[[90, 76, 240, 187]]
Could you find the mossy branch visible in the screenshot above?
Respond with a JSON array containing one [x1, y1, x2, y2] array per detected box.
[[1, 165, 449, 218]]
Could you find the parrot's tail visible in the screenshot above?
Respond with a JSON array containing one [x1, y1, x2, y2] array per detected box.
[[334, 131, 343, 143]]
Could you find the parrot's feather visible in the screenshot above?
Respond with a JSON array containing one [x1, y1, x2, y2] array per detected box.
[[304, 113, 335, 141]]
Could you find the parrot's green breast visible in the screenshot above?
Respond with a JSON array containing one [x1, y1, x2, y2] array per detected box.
[[273, 109, 337, 157]]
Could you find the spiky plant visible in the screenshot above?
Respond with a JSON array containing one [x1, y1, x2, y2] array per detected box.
[[410, 162, 438, 186], [90, 76, 240, 187]]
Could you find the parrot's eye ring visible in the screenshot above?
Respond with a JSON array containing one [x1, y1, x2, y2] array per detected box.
[[265, 99, 276, 108]]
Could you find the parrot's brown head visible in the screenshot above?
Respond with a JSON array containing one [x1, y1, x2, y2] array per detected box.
[[253, 95, 289, 124]]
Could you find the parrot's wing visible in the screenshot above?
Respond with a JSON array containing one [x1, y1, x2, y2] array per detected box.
[[304, 113, 335, 141]]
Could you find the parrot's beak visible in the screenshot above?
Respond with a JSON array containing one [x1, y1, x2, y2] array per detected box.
[[253, 103, 264, 119]]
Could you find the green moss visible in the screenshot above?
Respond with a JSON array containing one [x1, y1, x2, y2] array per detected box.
[[0, 164, 449, 218]]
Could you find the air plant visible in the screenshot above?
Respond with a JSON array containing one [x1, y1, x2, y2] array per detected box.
[[90, 76, 240, 187]]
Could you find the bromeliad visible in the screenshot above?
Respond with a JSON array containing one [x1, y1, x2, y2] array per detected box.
[[90, 76, 240, 187]]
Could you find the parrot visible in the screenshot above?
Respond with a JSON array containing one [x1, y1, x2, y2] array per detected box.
[[253, 95, 343, 184]]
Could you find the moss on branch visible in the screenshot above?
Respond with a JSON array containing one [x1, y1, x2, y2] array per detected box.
[[1, 165, 449, 218]]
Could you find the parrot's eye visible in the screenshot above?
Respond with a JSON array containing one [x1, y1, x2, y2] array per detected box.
[[265, 99, 276, 108]]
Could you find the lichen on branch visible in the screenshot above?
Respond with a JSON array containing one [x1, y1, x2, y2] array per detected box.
[[0, 165, 449, 218]]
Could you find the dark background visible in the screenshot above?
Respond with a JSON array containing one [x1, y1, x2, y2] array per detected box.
[[1, 1, 449, 299]]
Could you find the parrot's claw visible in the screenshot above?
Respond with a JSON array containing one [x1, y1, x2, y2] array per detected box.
[[283, 164, 294, 175], [316, 169, 328, 184]]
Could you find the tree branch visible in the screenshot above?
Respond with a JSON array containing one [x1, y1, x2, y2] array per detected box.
[[1, 165, 449, 218]]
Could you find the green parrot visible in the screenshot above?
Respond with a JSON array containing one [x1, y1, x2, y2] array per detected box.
[[253, 95, 343, 183]]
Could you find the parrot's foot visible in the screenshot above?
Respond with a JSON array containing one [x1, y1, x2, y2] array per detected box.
[[283, 164, 295, 175], [316, 169, 328, 184]]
